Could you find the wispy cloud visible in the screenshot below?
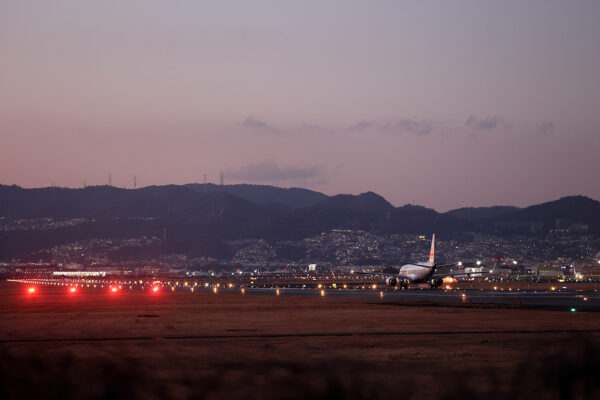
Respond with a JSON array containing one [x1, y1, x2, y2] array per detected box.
[[240, 117, 282, 134], [348, 118, 434, 136], [536, 121, 555, 136], [298, 122, 323, 133], [226, 162, 325, 185], [382, 119, 434, 136], [465, 115, 511, 131], [348, 120, 374, 132]]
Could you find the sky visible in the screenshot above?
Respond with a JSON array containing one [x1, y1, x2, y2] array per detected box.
[[1, 1, 599, 211]]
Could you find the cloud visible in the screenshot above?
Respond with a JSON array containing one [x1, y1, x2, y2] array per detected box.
[[240, 117, 282, 134], [348, 120, 374, 132], [465, 115, 511, 131], [536, 121, 555, 136], [226, 162, 325, 185], [348, 118, 434, 136], [299, 122, 322, 133], [391, 119, 433, 136]]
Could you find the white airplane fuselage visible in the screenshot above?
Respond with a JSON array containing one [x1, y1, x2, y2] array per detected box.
[[373, 234, 485, 288], [372, 235, 449, 288], [397, 263, 434, 282]]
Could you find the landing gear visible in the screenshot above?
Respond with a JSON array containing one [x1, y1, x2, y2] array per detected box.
[[429, 278, 443, 289]]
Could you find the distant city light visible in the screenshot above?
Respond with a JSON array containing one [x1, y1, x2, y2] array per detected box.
[[53, 271, 106, 277]]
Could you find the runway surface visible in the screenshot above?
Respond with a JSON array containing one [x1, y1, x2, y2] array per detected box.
[[7, 278, 600, 311], [213, 287, 600, 311]]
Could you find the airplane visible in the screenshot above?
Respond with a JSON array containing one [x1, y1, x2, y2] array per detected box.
[[355, 234, 487, 289]]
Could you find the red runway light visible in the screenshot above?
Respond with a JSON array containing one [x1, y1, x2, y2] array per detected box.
[[152, 286, 159, 292], [69, 287, 77, 293], [28, 287, 36, 294], [110, 287, 118, 293]]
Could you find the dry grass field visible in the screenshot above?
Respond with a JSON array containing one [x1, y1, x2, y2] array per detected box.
[[1, 281, 599, 399]]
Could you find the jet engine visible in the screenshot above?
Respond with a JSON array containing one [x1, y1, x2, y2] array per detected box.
[[385, 277, 397, 286]]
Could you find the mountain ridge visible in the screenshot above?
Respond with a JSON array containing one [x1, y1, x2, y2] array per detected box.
[[1, 185, 599, 259]]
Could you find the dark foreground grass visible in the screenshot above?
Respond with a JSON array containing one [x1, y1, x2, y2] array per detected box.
[[1, 337, 599, 400]]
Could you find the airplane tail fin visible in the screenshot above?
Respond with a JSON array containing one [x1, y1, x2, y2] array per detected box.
[[428, 234, 435, 265]]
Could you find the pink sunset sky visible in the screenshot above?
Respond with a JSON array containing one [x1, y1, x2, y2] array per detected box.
[[1, 1, 599, 211]]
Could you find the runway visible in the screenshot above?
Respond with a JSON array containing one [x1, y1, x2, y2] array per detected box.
[[3, 277, 599, 400], [215, 287, 600, 311], [7, 278, 600, 311]]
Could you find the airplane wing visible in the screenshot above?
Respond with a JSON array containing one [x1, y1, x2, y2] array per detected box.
[[431, 270, 489, 279], [354, 271, 414, 281]]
